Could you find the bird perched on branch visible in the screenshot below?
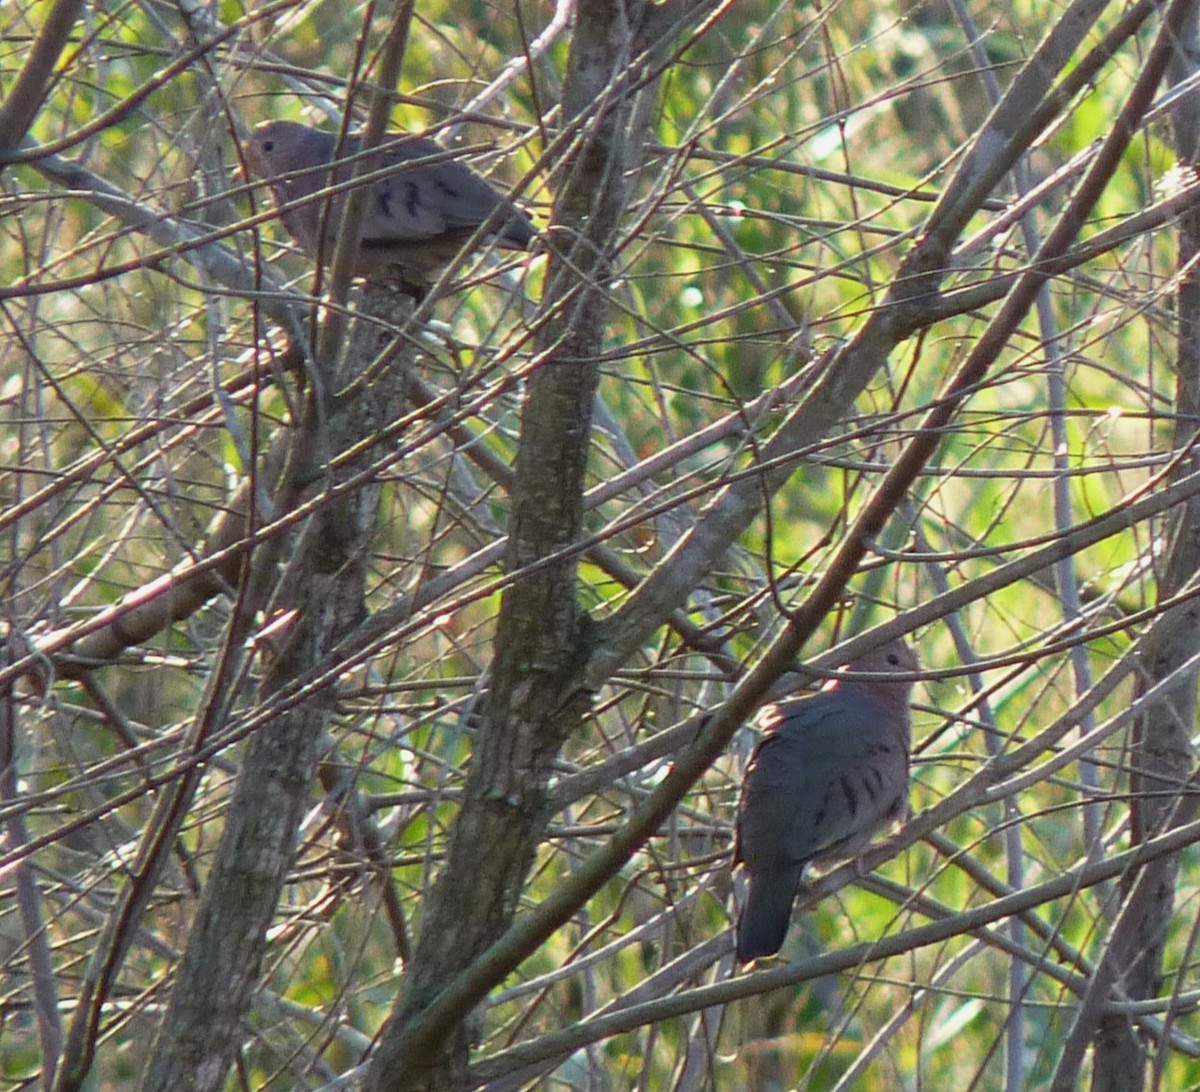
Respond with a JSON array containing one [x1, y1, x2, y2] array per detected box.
[[244, 119, 537, 295], [733, 638, 918, 963]]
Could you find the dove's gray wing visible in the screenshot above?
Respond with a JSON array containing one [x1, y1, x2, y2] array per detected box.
[[736, 692, 909, 871], [357, 135, 536, 248], [734, 682, 911, 963], [246, 120, 535, 289]]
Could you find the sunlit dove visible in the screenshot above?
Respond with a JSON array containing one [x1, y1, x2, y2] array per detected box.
[[734, 638, 919, 963], [245, 119, 536, 293]]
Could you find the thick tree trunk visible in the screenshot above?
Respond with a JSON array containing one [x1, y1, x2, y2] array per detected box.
[[362, 3, 679, 1087], [1090, 8, 1200, 1090], [136, 291, 414, 1092]]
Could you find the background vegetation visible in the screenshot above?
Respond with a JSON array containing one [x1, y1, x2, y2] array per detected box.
[[3, 0, 1200, 1088]]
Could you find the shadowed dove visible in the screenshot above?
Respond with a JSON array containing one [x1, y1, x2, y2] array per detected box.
[[733, 638, 918, 963], [244, 119, 536, 293]]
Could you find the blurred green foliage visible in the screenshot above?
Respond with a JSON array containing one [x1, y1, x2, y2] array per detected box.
[[3, 0, 1198, 1086]]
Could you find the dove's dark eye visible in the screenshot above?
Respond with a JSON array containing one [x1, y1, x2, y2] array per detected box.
[[262, 140, 275, 153]]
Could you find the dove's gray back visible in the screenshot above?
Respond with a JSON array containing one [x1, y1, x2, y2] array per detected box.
[[247, 120, 535, 285]]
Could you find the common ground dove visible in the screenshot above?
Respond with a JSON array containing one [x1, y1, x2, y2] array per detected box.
[[244, 119, 536, 292], [733, 638, 918, 963]]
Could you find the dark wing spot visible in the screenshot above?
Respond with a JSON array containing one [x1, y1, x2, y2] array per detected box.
[[376, 186, 392, 219], [887, 652, 900, 666], [404, 180, 422, 220], [839, 777, 858, 817], [813, 789, 830, 828]]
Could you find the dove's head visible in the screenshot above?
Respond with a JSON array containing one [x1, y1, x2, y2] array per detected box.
[[844, 638, 919, 677], [832, 637, 918, 714], [245, 120, 338, 183]]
